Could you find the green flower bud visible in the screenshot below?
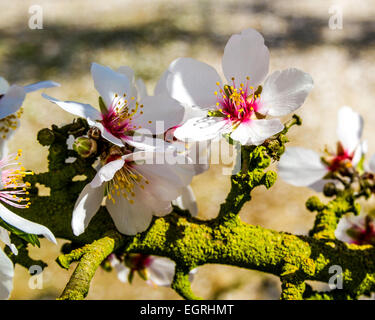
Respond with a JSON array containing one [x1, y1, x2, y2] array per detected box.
[[73, 136, 97, 158]]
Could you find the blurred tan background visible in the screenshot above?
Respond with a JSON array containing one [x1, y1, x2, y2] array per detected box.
[[1, 0, 375, 299]]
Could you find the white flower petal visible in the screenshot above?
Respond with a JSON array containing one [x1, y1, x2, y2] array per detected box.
[[136, 79, 148, 99], [133, 94, 185, 134], [147, 256, 176, 287], [369, 154, 375, 173], [23, 80, 60, 93], [90, 158, 125, 188], [186, 141, 211, 175], [230, 119, 283, 146], [154, 70, 170, 95], [0, 203, 56, 244], [222, 28, 269, 87], [0, 77, 10, 95], [0, 227, 18, 255], [42, 94, 102, 120], [106, 189, 155, 235], [336, 106, 363, 154], [91, 63, 132, 108], [172, 185, 198, 216], [124, 136, 172, 152], [166, 58, 221, 108], [0, 85, 26, 119], [72, 183, 105, 236], [136, 160, 195, 203], [0, 249, 13, 300], [278, 147, 329, 187], [181, 103, 208, 123], [174, 116, 230, 142], [259, 68, 314, 116], [116, 66, 135, 82]]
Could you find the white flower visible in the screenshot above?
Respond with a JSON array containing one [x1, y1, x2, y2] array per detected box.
[[108, 253, 196, 287], [72, 147, 196, 236], [43, 63, 185, 150], [159, 28, 313, 146], [0, 151, 56, 300], [0, 77, 59, 157], [335, 214, 375, 245], [278, 106, 366, 191]]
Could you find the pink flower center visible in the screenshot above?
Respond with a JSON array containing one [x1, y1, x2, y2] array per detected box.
[[327, 148, 353, 172], [215, 77, 260, 123], [0, 150, 33, 209], [126, 253, 153, 271], [104, 148, 149, 205], [101, 93, 145, 140], [347, 217, 375, 245]]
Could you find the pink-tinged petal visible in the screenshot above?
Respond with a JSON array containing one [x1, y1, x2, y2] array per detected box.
[[230, 119, 283, 146], [172, 185, 198, 216], [23, 80, 60, 93], [0, 77, 10, 95], [166, 58, 221, 108], [72, 183, 105, 236], [0, 85, 26, 119], [222, 28, 269, 87], [0, 248, 13, 300], [86, 118, 124, 146], [91, 63, 132, 107], [278, 147, 329, 187], [147, 257, 176, 287], [337, 106, 363, 154], [259, 68, 314, 116], [133, 94, 184, 134], [174, 116, 230, 142], [90, 158, 125, 188], [42, 94, 102, 120], [0, 203, 56, 244]]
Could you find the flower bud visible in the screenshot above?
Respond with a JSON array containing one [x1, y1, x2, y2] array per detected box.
[[323, 182, 337, 197], [73, 136, 97, 158]]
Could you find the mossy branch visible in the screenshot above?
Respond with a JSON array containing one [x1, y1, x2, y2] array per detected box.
[[10, 119, 375, 300]]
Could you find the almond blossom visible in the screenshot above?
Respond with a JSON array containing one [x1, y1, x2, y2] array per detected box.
[[159, 28, 313, 146], [72, 146, 195, 236], [0, 77, 59, 157], [278, 106, 366, 191], [108, 253, 196, 287], [335, 214, 375, 245], [43, 63, 185, 150], [0, 150, 56, 299]]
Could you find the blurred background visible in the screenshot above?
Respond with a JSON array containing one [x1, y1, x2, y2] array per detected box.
[[1, 0, 375, 299]]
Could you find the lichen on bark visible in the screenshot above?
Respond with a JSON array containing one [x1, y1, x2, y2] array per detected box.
[[7, 118, 375, 300]]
